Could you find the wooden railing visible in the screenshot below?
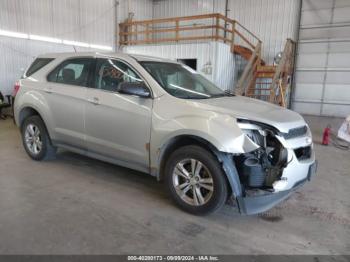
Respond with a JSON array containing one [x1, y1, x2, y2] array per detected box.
[[268, 39, 296, 107], [119, 13, 261, 52], [239, 39, 296, 107]]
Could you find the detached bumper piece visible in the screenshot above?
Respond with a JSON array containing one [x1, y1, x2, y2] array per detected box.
[[237, 160, 317, 215]]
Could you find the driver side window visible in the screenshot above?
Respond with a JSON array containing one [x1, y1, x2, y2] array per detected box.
[[94, 58, 143, 92]]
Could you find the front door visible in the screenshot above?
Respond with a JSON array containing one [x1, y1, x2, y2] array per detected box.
[[85, 58, 153, 172]]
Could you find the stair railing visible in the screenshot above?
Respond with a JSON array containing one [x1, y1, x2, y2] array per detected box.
[[268, 39, 296, 107]]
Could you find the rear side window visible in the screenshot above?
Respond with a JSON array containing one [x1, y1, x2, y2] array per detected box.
[[47, 58, 94, 87], [25, 58, 54, 77]]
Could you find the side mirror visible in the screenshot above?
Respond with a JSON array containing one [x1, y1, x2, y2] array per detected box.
[[118, 82, 151, 98]]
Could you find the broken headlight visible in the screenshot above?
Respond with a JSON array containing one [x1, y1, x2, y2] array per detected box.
[[236, 119, 288, 190], [237, 119, 276, 148]]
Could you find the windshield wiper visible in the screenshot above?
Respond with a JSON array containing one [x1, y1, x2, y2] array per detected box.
[[178, 95, 210, 100], [210, 91, 235, 98]]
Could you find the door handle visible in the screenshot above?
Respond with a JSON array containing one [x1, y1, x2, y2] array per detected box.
[[87, 97, 100, 105], [43, 87, 53, 94]]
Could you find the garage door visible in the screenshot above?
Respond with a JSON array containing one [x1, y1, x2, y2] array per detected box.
[[292, 0, 350, 117]]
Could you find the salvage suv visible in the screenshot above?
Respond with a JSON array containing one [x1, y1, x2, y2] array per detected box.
[[14, 52, 317, 215]]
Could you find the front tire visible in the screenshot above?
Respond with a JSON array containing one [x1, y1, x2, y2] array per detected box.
[[165, 145, 228, 215], [21, 115, 56, 161]]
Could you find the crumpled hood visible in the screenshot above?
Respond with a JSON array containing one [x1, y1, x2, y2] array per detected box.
[[192, 96, 306, 133]]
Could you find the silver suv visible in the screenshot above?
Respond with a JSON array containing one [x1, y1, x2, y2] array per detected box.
[[14, 52, 317, 215]]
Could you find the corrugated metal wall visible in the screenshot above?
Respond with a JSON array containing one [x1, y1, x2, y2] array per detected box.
[[152, 0, 301, 64], [0, 37, 92, 95], [0, 0, 116, 47], [1, 0, 152, 95], [228, 0, 300, 64], [212, 42, 235, 91], [153, 0, 224, 17], [292, 0, 350, 117], [117, 0, 153, 22], [0, 0, 117, 95]]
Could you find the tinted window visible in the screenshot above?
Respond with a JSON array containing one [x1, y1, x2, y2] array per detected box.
[[94, 58, 143, 92], [25, 58, 54, 77], [48, 58, 94, 87]]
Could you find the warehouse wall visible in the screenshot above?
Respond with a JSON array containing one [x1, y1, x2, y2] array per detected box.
[[0, 0, 116, 95], [0, 0, 154, 96], [117, 0, 153, 22], [153, 0, 224, 18], [292, 0, 350, 117], [152, 0, 301, 64], [0, 0, 115, 45]]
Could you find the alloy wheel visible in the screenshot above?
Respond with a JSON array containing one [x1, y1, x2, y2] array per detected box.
[[24, 124, 42, 155], [172, 159, 214, 206]]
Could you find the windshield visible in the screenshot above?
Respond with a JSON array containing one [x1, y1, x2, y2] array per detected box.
[[140, 61, 232, 99]]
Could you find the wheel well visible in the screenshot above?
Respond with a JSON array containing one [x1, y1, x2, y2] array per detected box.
[[158, 135, 219, 181], [19, 107, 41, 129], [18, 107, 54, 146]]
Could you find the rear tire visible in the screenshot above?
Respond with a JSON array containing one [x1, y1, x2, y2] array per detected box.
[[164, 145, 228, 215], [21, 115, 56, 161]]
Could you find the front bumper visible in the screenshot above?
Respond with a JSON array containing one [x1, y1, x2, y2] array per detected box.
[[236, 160, 317, 215]]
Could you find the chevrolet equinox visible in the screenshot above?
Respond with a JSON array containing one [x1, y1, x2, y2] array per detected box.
[[14, 52, 317, 215]]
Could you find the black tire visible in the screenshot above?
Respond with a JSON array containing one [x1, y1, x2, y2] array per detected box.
[[164, 145, 228, 215], [21, 115, 56, 161]]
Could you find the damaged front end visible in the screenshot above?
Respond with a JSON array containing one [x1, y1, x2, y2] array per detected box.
[[227, 119, 317, 215]]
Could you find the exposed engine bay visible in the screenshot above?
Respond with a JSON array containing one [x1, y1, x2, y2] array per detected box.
[[235, 121, 290, 194]]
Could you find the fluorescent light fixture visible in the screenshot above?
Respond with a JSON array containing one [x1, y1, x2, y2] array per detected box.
[[29, 34, 62, 44], [62, 40, 90, 48], [0, 28, 113, 51], [90, 44, 113, 51], [0, 29, 28, 39]]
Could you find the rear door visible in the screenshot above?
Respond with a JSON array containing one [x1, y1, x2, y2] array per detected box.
[[85, 58, 152, 172], [46, 57, 95, 149]]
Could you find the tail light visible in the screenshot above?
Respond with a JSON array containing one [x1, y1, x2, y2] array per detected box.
[[13, 81, 20, 97]]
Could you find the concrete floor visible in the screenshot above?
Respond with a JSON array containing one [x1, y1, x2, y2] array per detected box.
[[0, 115, 349, 255]]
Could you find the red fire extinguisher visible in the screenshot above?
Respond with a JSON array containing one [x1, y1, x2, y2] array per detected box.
[[322, 125, 331, 145]]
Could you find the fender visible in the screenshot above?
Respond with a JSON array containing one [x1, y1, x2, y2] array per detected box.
[[151, 131, 243, 199], [14, 90, 56, 140], [149, 105, 258, 198]]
